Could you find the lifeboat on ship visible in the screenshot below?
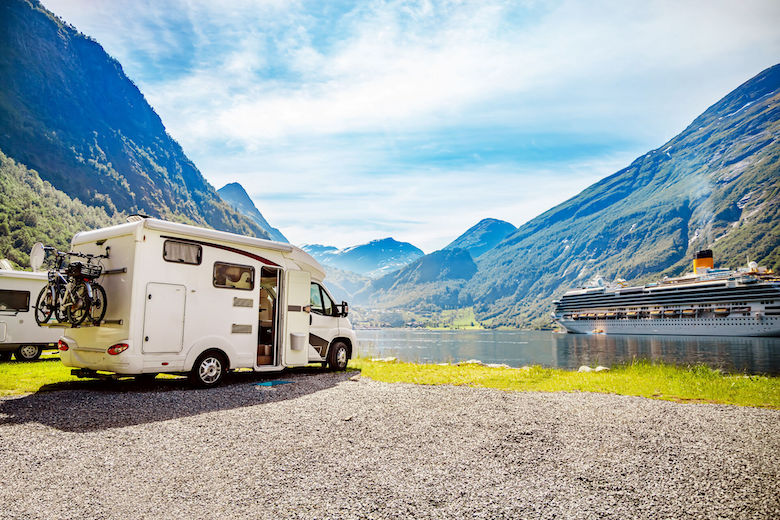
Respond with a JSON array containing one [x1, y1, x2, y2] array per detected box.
[[649, 310, 662, 318], [664, 309, 679, 317], [626, 311, 638, 318], [682, 309, 695, 317], [714, 308, 730, 316]]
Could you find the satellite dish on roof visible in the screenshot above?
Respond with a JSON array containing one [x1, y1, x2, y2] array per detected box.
[[30, 242, 45, 272]]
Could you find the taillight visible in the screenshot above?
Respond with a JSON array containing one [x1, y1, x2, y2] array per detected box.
[[58, 340, 69, 351], [107, 343, 129, 355]]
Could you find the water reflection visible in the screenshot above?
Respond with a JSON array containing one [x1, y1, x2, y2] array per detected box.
[[356, 329, 780, 375]]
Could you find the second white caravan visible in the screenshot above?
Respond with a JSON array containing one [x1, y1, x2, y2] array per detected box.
[[58, 217, 357, 386]]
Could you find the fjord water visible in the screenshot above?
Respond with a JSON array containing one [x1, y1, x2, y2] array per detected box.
[[356, 329, 780, 375]]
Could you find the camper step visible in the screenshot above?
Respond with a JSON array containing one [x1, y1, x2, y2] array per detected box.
[[71, 368, 129, 380]]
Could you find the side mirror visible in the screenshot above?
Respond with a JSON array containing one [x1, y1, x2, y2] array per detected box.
[[340, 301, 349, 318]]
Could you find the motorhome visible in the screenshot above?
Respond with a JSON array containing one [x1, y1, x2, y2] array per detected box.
[[0, 269, 61, 361], [57, 217, 357, 386]]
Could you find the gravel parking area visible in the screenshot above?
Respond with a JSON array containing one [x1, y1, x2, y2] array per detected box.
[[1, 370, 778, 520]]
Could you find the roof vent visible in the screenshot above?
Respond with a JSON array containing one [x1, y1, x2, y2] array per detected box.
[[127, 214, 151, 223]]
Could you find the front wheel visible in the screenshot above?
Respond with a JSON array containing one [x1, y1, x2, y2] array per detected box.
[[15, 345, 42, 362], [327, 341, 349, 371], [34, 286, 54, 325], [189, 351, 227, 387]]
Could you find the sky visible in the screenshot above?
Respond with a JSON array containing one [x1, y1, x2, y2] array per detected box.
[[42, 0, 780, 252]]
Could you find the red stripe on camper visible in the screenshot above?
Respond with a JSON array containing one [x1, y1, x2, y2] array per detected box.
[[160, 235, 281, 267]]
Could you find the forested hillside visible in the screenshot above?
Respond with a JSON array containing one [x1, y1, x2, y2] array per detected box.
[[0, 0, 268, 239], [0, 150, 118, 267]]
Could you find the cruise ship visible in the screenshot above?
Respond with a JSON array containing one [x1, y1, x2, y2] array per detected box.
[[552, 250, 780, 337]]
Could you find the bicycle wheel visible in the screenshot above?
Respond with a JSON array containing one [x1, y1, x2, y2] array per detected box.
[[52, 284, 67, 323], [67, 281, 90, 327], [34, 286, 54, 325], [88, 283, 107, 324]]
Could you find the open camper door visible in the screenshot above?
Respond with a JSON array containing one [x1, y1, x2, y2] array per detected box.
[[283, 269, 310, 366]]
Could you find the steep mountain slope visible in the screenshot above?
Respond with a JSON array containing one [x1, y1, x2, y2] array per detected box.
[[302, 238, 424, 278], [361, 248, 477, 310], [218, 182, 287, 243], [469, 63, 780, 327], [0, 149, 118, 267], [0, 0, 268, 239], [444, 218, 516, 258]]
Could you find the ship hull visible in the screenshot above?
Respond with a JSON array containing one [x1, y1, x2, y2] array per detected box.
[[556, 316, 780, 337]]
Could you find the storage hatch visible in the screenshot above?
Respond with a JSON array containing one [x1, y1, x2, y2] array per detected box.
[[142, 283, 185, 353]]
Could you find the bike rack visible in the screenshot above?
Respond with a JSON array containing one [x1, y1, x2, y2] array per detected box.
[[39, 319, 124, 328]]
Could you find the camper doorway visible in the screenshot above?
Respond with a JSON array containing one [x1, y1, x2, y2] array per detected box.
[[256, 267, 280, 368]]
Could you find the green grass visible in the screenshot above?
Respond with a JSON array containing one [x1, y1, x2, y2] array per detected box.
[[3, 355, 778, 409], [350, 358, 780, 409], [0, 356, 79, 396]]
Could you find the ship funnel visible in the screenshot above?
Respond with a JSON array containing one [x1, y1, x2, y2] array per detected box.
[[693, 249, 714, 274]]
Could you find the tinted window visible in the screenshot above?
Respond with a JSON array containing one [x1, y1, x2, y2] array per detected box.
[[0, 290, 30, 312], [164, 240, 202, 265], [213, 262, 254, 290], [310, 283, 324, 314]]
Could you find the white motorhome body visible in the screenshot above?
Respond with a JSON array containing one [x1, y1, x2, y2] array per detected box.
[[0, 270, 61, 360], [58, 218, 357, 384]]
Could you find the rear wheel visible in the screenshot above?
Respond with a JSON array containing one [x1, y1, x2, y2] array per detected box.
[[327, 341, 349, 371], [15, 345, 42, 362], [34, 286, 54, 325], [89, 283, 107, 324], [189, 351, 227, 387]]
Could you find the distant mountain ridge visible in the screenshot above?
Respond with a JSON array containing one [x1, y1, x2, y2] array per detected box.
[[0, 0, 269, 239], [467, 63, 780, 326], [354, 64, 780, 327], [218, 182, 287, 243], [444, 218, 516, 258], [302, 238, 424, 278]]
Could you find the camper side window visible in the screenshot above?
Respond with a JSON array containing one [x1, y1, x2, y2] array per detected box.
[[0, 290, 30, 313], [164, 240, 202, 265], [213, 262, 255, 290]]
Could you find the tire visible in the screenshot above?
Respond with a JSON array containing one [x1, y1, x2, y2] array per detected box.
[[34, 286, 54, 325], [15, 345, 42, 362], [327, 341, 349, 371], [88, 283, 107, 325], [0, 351, 12, 362], [67, 282, 91, 327], [189, 351, 227, 387], [53, 285, 68, 324]]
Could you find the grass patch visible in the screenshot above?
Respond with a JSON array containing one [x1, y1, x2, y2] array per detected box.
[[349, 358, 780, 409], [0, 357, 79, 396]]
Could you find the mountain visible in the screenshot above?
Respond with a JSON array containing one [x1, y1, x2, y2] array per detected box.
[[0, 0, 269, 239], [302, 238, 424, 278], [361, 248, 477, 310], [217, 182, 287, 243], [0, 149, 118, 267], [444, 218, 516, 258], [468, 63, 780, 327]]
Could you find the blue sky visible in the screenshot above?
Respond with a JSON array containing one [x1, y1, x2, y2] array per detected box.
[[43, 0, 780, 252]]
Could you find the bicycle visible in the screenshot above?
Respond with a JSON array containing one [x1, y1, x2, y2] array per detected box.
[[34, 247, 109, 327]]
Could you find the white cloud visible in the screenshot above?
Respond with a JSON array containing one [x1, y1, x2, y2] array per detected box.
[[40, 0, 780, 252]]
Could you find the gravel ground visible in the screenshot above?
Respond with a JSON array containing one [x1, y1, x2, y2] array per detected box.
[[1, 369, 778, 520]]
